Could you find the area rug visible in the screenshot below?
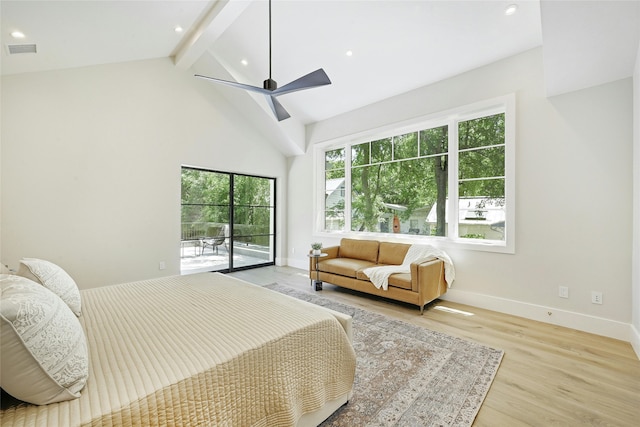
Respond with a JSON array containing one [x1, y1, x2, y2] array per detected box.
[[264, 283, 503, 427]]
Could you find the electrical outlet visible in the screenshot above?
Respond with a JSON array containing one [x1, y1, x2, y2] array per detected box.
[[159, 261, 166, 270], [591, 291, 603, 305], [559, 286, 569, 298]]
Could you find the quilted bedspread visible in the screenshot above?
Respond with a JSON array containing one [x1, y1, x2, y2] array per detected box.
[[0, 273, 356, 426]]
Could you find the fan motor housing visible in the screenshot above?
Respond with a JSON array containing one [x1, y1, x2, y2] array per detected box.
[[263, 78, 277, 91]]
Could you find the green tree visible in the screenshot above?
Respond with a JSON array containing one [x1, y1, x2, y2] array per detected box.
[[421, 126, 448, 235], [458, 113, 505, 219], [234, 175, 272, 242], [181, 169, 229, 223], [347, 113, 503, 237], [182, 169, 275, 245], [458, 113, 505, 198], [351, 126, 449, 235]]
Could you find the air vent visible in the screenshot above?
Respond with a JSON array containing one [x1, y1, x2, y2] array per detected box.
[[7, 44, 37, 54]]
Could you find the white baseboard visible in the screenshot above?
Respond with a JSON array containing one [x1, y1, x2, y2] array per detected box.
[[440, 288, 632, 343], [282, 261, 635, 349], [631, 324, 640, 360]]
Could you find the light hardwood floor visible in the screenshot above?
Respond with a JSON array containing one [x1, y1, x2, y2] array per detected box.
[[230, 265, 640, 427]]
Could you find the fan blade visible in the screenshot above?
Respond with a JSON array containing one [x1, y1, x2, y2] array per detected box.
[[194, 74, 270, 95], [271, 68, 331, 96], [265, 95, 291, 121]]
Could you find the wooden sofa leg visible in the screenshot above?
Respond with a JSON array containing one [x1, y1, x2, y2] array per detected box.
[[419, 305, 425, 315]]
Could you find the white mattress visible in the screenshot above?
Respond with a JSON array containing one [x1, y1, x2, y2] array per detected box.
[[0, 273, 356, 426]]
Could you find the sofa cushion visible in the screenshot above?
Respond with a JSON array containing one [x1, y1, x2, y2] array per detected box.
[[378, 242, 410, 265], [356, 269, 412, 290], [319, 258, 377, 278], [339, 239, 379, 263], [388, 273, 413, 290], [355, 268, 370, 281]]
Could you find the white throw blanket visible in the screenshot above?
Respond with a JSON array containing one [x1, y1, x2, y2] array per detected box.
[[363, 245, 455, 291]]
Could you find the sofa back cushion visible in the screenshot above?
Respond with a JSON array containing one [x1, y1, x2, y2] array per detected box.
[[378, 242, 411, 265], [339, 239, 379, 263]]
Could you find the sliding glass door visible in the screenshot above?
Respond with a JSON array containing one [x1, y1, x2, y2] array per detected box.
[[181, 167, 275, 274], [231, 174, 276, 269]]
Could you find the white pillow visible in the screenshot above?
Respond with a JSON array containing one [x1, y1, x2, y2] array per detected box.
[[0, 274, 89, 405], [17, 258, 82, 316]]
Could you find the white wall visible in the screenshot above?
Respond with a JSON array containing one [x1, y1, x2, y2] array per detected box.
[[1, 57, 288, 288], [632, 43, 640, 357], [289, 48, 634, 340]]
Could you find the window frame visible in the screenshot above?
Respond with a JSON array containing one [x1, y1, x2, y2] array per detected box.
[[313, 94, 515, 254], [181, 166, 277, 273]]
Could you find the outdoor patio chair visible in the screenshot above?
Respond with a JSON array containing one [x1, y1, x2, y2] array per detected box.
[[200, 226, 228, 255]]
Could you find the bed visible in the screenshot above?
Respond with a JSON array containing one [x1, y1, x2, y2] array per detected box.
[[1, 271, 356, 426]]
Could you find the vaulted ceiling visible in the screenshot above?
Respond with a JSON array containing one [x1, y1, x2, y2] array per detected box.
[[2, 1, 639, 154]]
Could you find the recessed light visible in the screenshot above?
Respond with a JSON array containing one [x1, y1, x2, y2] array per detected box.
[[11, 31, 25, 39], [241, 59, 248, 66], [346, 50, 353, 57], [504, 4, 518, 16], [174, 26, 183, 33]]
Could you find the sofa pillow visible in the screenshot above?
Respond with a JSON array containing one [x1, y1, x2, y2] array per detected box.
[[378, 242, 411, 265], [339, 238, 379, 263], [17, 258, 82, 316], [0, 274, 89, 405]]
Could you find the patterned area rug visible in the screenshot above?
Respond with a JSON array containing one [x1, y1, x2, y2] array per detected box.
[[264, 283, 503, 427]]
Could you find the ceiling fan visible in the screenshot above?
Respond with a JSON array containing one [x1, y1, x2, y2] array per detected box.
[[195, 0, 331, 121]]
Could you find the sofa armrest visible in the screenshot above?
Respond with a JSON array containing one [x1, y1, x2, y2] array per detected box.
[[308, 246, 339, 272], [322, 245, 340, 258], [411, 258, 446, 295]]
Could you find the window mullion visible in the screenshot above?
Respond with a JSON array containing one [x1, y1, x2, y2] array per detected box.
[[345, 144, 352, 232], [448, 119, 459, 239], [316, 148, 325, 233], [316, 94, 513, 253]]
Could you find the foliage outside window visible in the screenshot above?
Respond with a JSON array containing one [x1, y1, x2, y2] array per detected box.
[[182, 169, 274, 246], [181, 167, 276, 272], [181, 168, 230, 239], [324, 148, 345, 231], [318, 96, 514, 252]]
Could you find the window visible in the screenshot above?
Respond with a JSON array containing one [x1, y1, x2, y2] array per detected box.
[[181, 167, 276, 274], [324, 148, 345, 231], [317, 95, 514, 253]]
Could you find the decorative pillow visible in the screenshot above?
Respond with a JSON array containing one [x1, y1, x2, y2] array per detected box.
[[17, 258, 82, 316], [0, 274, 89, 405]]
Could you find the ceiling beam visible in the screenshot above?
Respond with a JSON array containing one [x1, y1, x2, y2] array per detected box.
[[172, 0, 251, 70], [173, 0, 306, 156]]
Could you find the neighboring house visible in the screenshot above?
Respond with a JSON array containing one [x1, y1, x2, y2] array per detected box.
[[324, 178, 345, 231], [326, 179, 506, 240], [426, 198, 506, 240]]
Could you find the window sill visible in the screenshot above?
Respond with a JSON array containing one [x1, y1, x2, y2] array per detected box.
[[314, 230, 514, 254]]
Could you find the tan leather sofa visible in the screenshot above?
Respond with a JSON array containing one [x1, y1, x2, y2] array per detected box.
[[309, 238, 447, 313]]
